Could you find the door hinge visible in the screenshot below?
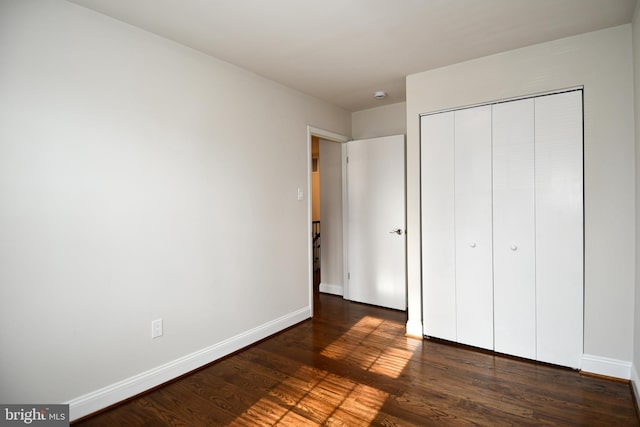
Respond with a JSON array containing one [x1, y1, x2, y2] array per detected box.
[[348, 272, 350, 280]]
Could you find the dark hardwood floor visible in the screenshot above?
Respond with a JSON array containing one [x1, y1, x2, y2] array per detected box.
[[74, 294, 639, 426]]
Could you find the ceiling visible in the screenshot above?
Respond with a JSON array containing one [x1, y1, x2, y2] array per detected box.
[[68, 0, 637, 112]]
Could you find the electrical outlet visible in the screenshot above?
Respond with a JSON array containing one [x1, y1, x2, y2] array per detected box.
[[151, 318, 163, 339]]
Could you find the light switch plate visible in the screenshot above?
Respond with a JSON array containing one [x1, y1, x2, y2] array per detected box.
[[151, 318, 163, 339]]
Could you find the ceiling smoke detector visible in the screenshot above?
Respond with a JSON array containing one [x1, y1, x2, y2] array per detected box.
[[374, 91, 387, 99]]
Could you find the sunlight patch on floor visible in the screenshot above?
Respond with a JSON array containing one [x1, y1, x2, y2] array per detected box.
[[228, 313, 420, 425], [228, 366, 388, 426], [320, 315, 416, 379]]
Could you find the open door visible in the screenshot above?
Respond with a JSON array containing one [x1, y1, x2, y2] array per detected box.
[[346, 135, 406, 310]]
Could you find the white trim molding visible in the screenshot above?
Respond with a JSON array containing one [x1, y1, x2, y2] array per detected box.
[[307, 126, 350, 144], [631, 365, 640, 408], [405, 320, 424, 339], [319, 282, 343, 296], [581, 354, 632, 380], [67, 307, 311, 421], [306, 125, 349, 317]]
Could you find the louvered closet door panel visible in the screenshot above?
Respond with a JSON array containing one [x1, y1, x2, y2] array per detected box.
[[454, 106, 493, 350], [535, 91, 584, 369], [421, 112, 456, 341], [492, 99, 536, 359]]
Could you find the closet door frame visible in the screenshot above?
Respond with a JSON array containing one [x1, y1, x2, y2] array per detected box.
[[419, 87, 584, 368]]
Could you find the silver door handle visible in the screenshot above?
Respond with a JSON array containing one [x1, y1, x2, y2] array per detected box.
[[390, 229, 403, 235]]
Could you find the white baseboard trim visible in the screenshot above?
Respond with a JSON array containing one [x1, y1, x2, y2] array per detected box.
[[405, 319, 423, 338], [319, 282, 343, 296], [66, 307, 311, 421], [581, 354, 631, 380], [631, 365, 640, 408]]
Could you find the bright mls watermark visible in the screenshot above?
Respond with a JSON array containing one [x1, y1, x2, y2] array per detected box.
[[0, 405, 69, 426]]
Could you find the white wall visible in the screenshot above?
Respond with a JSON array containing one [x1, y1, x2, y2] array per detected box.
[[0, 0, 350, 418], [632, 1, 640, 398], [312, 170, 320, 221], [312, 137, 320, 222], [319, 139, 344, 295], [352, 102, 406, 140], [407, 25, 636, 374]]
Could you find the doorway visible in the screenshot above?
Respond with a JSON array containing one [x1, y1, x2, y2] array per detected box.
[[307, 127, 349, 316]]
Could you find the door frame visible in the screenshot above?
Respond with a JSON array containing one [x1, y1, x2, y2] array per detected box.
[[306, 126, 349, 316]]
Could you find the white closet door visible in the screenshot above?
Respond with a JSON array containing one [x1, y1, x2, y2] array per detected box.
[[454, 106, 493, 350], [421, 112, 456, 340], [535, 91, 584, 369], [492, 99, 536, 359]]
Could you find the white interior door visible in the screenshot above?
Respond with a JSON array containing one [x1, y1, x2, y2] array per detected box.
[[421, 112, 456, 340], [453, 106, 494, 350], [534, 91, 583, 368], [492, 99, 536, 359], [346, 135, 406, 310]]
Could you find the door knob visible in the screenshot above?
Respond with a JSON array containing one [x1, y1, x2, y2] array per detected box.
[[390, 229, 403, 235], [470, 242, 476, 248], [511, 244, 518, 251]]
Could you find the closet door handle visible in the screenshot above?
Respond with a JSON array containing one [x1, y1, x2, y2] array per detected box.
[[510, 244, 518, 251], [470, 242, 476, 248]]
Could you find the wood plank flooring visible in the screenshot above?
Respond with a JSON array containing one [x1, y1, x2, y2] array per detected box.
[[73, 294, 639, 426]]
